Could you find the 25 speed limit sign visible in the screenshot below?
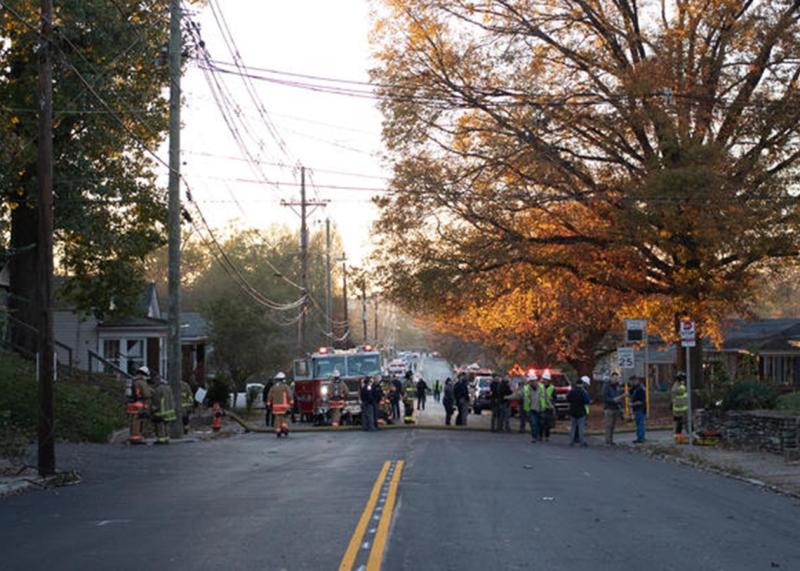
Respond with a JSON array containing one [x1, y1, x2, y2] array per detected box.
[[617, 347, 635, 369]]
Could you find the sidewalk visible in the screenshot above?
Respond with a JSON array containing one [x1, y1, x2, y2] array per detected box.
[[621, 431, 800, 498]]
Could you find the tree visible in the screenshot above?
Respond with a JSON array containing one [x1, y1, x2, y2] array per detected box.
[[0, 1, 197, 353], [371, 0, 800, 381]]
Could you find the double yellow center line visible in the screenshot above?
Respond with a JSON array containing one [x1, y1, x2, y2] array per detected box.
[[339, 459, 405, 571]]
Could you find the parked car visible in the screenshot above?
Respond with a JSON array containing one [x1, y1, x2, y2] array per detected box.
[[471, 376, 494, 414]]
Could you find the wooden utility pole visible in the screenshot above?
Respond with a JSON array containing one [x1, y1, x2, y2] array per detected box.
[[167, 0, 183, 439], [373, 297, 379, 344], [361, 281, 368, 343], [340, 255, 349, 346], [36, 0, 55, 477], [325, 218, 333, 340], [281, 168, 327, 356]]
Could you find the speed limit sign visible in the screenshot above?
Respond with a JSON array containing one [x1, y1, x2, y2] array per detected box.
[[617, 347, 635, 369]]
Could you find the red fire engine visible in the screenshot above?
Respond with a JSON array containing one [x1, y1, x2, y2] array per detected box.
[[293, 345, 383, 425]]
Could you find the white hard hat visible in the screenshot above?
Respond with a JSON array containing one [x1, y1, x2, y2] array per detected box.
[[542, 370, 552, 381], [332, 369, 341, 377], [137, 366, 150, 376], [274, 372, 286, 380], [580, 375, 591, 385], [527, 373, 538, 381]]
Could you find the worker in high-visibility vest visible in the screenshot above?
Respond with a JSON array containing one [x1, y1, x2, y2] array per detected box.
[[267, 372, 293, 438], [151, 375, 177, 445], [672, 382, 689, 438], [127, 366, 153, 445]]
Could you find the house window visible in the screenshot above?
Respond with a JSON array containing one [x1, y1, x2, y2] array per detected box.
[[103, 339, 120, 368]]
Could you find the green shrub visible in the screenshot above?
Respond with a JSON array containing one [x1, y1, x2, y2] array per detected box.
[[776, 392, 800, 415], [0, 351, 126, 450], [721, 381, 778, 411], [207, 375, 231, 407]]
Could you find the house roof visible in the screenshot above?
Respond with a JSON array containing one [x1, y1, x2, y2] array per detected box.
[[97, 316, 168, 330], [719, 319, 800, 352], [180, 312, 209, 341]]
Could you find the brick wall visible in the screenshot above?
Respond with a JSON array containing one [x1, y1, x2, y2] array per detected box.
[[695, 409, 800, 456]]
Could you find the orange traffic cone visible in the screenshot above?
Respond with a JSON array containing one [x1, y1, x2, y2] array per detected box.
[[211, 403, 223, 432]]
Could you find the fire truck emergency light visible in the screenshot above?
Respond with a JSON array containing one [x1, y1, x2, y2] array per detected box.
[[319, 347, 329, 354]]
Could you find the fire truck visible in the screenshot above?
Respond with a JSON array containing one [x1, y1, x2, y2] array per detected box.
[[292, 345, 383, 425]]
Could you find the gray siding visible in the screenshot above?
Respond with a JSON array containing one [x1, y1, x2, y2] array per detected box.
[[53, 310, 98, 371]]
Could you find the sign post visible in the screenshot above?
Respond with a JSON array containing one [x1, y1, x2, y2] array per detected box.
[[617, 347, 635, 419], [680, 319, 696, 446]]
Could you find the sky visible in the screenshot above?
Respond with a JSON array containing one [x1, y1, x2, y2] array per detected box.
[[174, 0, 388, 265]]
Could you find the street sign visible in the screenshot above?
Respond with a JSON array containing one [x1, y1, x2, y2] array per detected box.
[[680, 319, 696, 347], [617, 347, 635, 369], [625, 319, 647, 343]]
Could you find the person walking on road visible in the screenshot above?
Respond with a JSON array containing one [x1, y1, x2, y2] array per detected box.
[[630, 376, 647, 443], [516, 372, 536, 433], [443, 378, 455, 426], [515, 374, 538, 442], [433, 379, 442, 402], [403, 372, 417, 423], [567, 376, 590, 447], [416, 378, 429, 410], [267, 372, 293, 438], [603, 373, 624, 446], [360, 378, 376, 431], [454, 374, 470, 426]]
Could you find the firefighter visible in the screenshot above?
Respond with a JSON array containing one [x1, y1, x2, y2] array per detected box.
[[672, 381, 689, 440], [180, 380, 194, 434], [151, 374, 176, 445], [330, 370, 348, 427], [267, 372, 293, 438], [403, 371, 416, 424], [128, 366, 153, 445]]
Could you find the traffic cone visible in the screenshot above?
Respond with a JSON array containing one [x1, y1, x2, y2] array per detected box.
[[211, 403, 223, 432]]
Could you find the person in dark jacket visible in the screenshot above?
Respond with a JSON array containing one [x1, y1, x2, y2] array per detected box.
[[262, 379, 274, 428], [454, 374, 470, 426], [442, 378, 455, 425], [498, 377, 513, 432], [391, 377, 403, 420], [567, 377, 591, 447], [370, 378, 383, 430], [489, 376, 501, 432], [360, 378, 375, 431], [630, 376, 647, 443], [603, 373, 624, 446], [416, 378, 429, 410]]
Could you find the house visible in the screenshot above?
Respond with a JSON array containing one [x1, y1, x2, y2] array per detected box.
[[594, 318, 800, 388], [51, 281, 209, 384]]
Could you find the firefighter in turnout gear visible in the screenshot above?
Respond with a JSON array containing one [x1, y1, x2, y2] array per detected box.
[[180, 380, 194, 434], [128, 366, 153, 444], [330, 370, 348, 427], [403, 371, 416, 424], [151, 375, 177, 444], [268, 372, 293, 438]]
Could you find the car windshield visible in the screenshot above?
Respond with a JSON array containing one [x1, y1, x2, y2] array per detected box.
[[478, 379, 491, 388], [314, 356, 347, 378], [551, 374, 570, 387], [347, 354, 382, 377]]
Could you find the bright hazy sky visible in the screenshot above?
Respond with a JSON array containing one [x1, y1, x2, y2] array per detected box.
[[174, 0, 387, 265]]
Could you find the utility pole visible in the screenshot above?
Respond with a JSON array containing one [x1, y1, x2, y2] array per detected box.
[[281, 167, 327, 356], [325, 218, 333, 341], [339, 254, 350, 347], [167, 0, 183, 440], [373, 297, 379, 344], [361, 280, 368, 343], [36, 0, 55, 477]]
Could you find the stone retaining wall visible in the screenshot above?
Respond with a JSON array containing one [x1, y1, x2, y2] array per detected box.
[[695, 409, 800, 456]]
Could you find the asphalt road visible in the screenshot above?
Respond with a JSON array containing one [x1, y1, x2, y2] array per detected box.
[[2, 430, 800, 571]]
